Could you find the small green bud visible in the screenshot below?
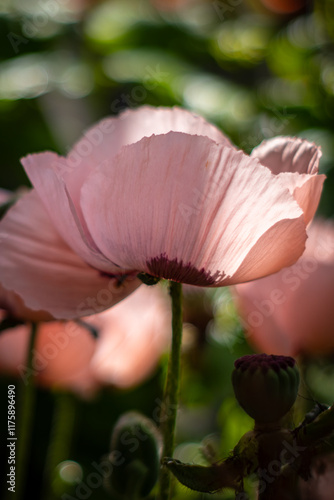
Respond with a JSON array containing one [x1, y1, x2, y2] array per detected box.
[[106, 412, 161, 499], [232, 354, 299, 424], [137, 273, 161, 286]]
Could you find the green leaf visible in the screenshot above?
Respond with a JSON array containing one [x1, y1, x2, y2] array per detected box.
[[163, 456, 242, 493]]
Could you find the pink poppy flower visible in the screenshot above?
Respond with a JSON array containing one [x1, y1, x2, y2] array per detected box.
[[0, 320, 98, 396], [0, 285, 170, 395], [0, 190, 139, 319], [0, 106, 324, 319], [87, 284, 171, 388], [233, 220, 334, 356], [0, 191, 52, 321]]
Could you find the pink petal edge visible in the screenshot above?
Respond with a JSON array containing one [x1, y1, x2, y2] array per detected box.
[[0, 190, 140, 319]]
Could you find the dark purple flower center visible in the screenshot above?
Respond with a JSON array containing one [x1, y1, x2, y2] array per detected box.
[[146, 253, 225, 286], [234, 353, 296, 374]]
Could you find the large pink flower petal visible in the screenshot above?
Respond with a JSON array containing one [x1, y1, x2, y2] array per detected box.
[[81, 132, 307, 286], [69, 106, 233, 180], [277, 172, 325, 225], [67, 107, 230, 214], [0, 190, 140, 319], [251, 136, 321, 175], [0, 284, 52, 322], [21, 153, 115, 273], [21, 107, 232, 273], [88, 285, 171, 388], [251, 137, 325, 224], [230, 218, 307, 285]]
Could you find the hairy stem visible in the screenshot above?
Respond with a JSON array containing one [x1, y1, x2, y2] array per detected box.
[[158, 281, 183, 500]]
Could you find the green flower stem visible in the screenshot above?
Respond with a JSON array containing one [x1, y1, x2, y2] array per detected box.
[[256, 431, 300, 500], [15, 322, 38, 500], [158, 281, 183, 500], [43, 391, 76, 500]]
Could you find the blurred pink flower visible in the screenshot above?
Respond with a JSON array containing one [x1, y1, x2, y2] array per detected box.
[[0, 107, 324, 319], [87, 284, 171, 388], [233, 220, 334, 356], [0, 320, 97, 396], [0, 285, 170, 396], [258, 0, 306, 15]]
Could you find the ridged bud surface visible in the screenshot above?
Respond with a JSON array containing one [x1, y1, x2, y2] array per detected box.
[[232, 354, 299, 424]]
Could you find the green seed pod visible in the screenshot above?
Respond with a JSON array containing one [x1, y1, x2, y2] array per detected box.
[[232, 354, 299, 424], [106, 411, 161, 499], [137, 273, 161, 286]]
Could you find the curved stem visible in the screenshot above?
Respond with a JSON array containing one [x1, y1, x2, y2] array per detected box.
[[158, 281, 183, 500], [15, 322, 38, 500]]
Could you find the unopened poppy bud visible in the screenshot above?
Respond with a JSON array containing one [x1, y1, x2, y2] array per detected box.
[[106, 411, 161, 499], [232, 354, 299, 424]]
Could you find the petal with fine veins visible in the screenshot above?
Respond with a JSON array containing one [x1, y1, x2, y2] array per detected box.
[[81, 132, 307, 286], [0, 190, 140, 319], [251, 136, 325, 225], [21, 152, 116, 273], [251, 136, 322, 174]]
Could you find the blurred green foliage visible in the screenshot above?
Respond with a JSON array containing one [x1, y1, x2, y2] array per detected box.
[[1, 0, 334, 499]]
